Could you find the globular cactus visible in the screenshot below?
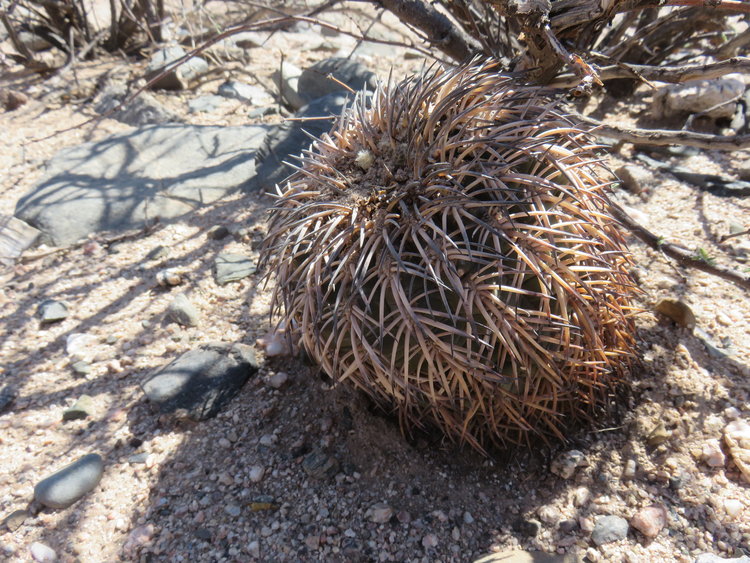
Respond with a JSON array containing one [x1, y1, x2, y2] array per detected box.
[[260, 59, 638, 452]]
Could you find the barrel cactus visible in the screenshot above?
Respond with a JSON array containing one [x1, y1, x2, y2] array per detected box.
[[260, 59, 638, 452]]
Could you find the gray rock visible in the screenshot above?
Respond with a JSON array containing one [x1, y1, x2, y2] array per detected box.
[[302, 450, 339, 479], [513, 518, 542, 538], [225, 504, 241, 517], [218, 81, 273, 105], [70, 361, 92, 377], [297, 57, 376, 105], [2, 509, 28, 531], [0, 385, 16, 413], [167, 293, 200, 327], [275, 61, 305, 110], [739, 160, 750, 182], [550, 449, 585, 479], [62, 395, 95, 421], [94, 82, 180, 126], [29, 541, 57, 562], [249, 93, 351, 193], [694, 554, 750, 563], [188, 95, 225, 114], [652, 74, 745, 120], [15, 124, 269, 246], [0, 214, 39, 264], [474, 551, 571, 563], [38, 300, 68, 323], [591, 515, 629, 545], [141, 342, 259, 421], [128, 453, 149, 464], [34, 453, 104, 509], [145, 46, 208, 90], [214, 253, 256, 285]]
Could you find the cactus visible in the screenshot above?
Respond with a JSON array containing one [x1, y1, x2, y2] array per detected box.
[[260, 59, 638, 452]]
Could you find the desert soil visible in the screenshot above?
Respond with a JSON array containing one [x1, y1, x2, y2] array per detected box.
[[1, 7, 750, 563]]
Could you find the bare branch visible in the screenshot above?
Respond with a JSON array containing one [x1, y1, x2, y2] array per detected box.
[[373, 0, 482, 62], [575, 113, 750, 151], [551, 56, 750, 87], [610, 203, 750, 291]]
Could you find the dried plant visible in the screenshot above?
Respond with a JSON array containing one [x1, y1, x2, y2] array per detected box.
[[260, 59, 639, 452]]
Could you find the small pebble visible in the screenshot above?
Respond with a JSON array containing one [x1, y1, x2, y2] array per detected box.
[[248, 465, 265, 483], [592, 515, 629, 545], [38, 300, 68, 323], [366, 503, 393, 524], [62, 395, 95, 421], [622, 459, 637, 480], [463, 511, 474, 524], [225, 504, 241, 517], [702, 439, 726, 467], [723, 498, 743, 519], [247, 540, 260, 558], [156, 269, 182, 286], [34, 453, 104, 509], [3, 509, 29, 531], [267, 371, 289, 389], [421, 533, 438, 549], [655, 298, 695, 329], [630, 505, 667, 538], [30, 542, 56, 562], [551, 450, 585, 479]]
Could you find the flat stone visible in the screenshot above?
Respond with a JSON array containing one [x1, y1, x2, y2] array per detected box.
[[655, 298, 696, 330], [70, 361, 92, 377], [94, 82, 181, 126], [38, 300, 68, 323], [15, 125, 269, 247], [615, 164, 652, 195], [474, 551, 572, 563], [0, 214, 39, 264], [214, 253, 256, 285], [145, 46, 209, 90], [167, 293, 200, 327], [34, 453, 104, 509], [653, 74, 745, 119], [218, 81, 273, 105], [3, 509, 29, 531], [591, 515, 629, 545], [694, 555, 750, 563], [62, 395, 95, 421], [141, 342, 259, 421], [188, 95, 225, 114], [297, 57, 376, 105]]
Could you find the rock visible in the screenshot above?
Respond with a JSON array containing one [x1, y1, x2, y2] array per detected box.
[[65, 333, 99, 361], [366, 503, 393, 523], [591, 515, 629, 545], [559, 518, 578, 533], [474, 551, 571, 563], [630, 505, 667, 538], [739, 160, 750, 182], [652, 74, 746, 120], [29, 542, 57, 562], [145, 46, 209, 90], [214, 253, 256, 284], [421, 533, 438, 549], [724, 419, 750, 482], [622, 459, 637, 480], [267, 371, 289, 389], [0, 215, 39, 265], [655, 298, 696, 330], [694, 555, 750, 563], [297, 57, 377, 105], [537, 505, 561, 526], [248, 465, 265, 483], [247, 539, 260, 558], [248, 92, 351, 193], [463, 511, 474, 524], [146, 245, 170, 261], [550, 450, 585, 479], [167, 293, 200, 327], [70, 361, 92, 377], [123, 524, 155, 556], [15, 124, 269, 247], [38, 300, 68, 323], [93, 82, 180, 126], [3, 509, 28, 531], [0, 88, 29, 111], [703, 438, 726, 467], [723, 498, 743, 518], [647, 422, 672, 447], [156, 269, 183, 287], [188, 95, 225, 114], [206, 225, 229, 240], [275, 60, 305, 110], [0, 385, 16, 413], [615, 164, 652, 195], [224, 504, 241, 517], [513, 518, 542, 538], [257, 331, 292, 357], [141, 342, 259, 421], [62, 395, 95, 421], [302, 450, 339, 479], [34, 453, 104, 509], [218, 81, 274, 105]]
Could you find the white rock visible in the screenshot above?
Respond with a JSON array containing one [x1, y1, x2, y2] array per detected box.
[[653, 74, 745, 119], [702, 439, 726, 467], [248, 465, 265, 483], [65, 333, 99, 361], [421, 533, 438, 548], [537, 505, 560, 525], [724, 419, 750, 482], [723, 498, 743, 518], [247, 539, 260, 558], [366, 502, 393, 523], [30, 542, 56, 562], [267, 371, 289, 389]]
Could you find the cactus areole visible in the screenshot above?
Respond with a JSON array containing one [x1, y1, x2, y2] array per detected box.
[[260, 60, 638, 453]]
